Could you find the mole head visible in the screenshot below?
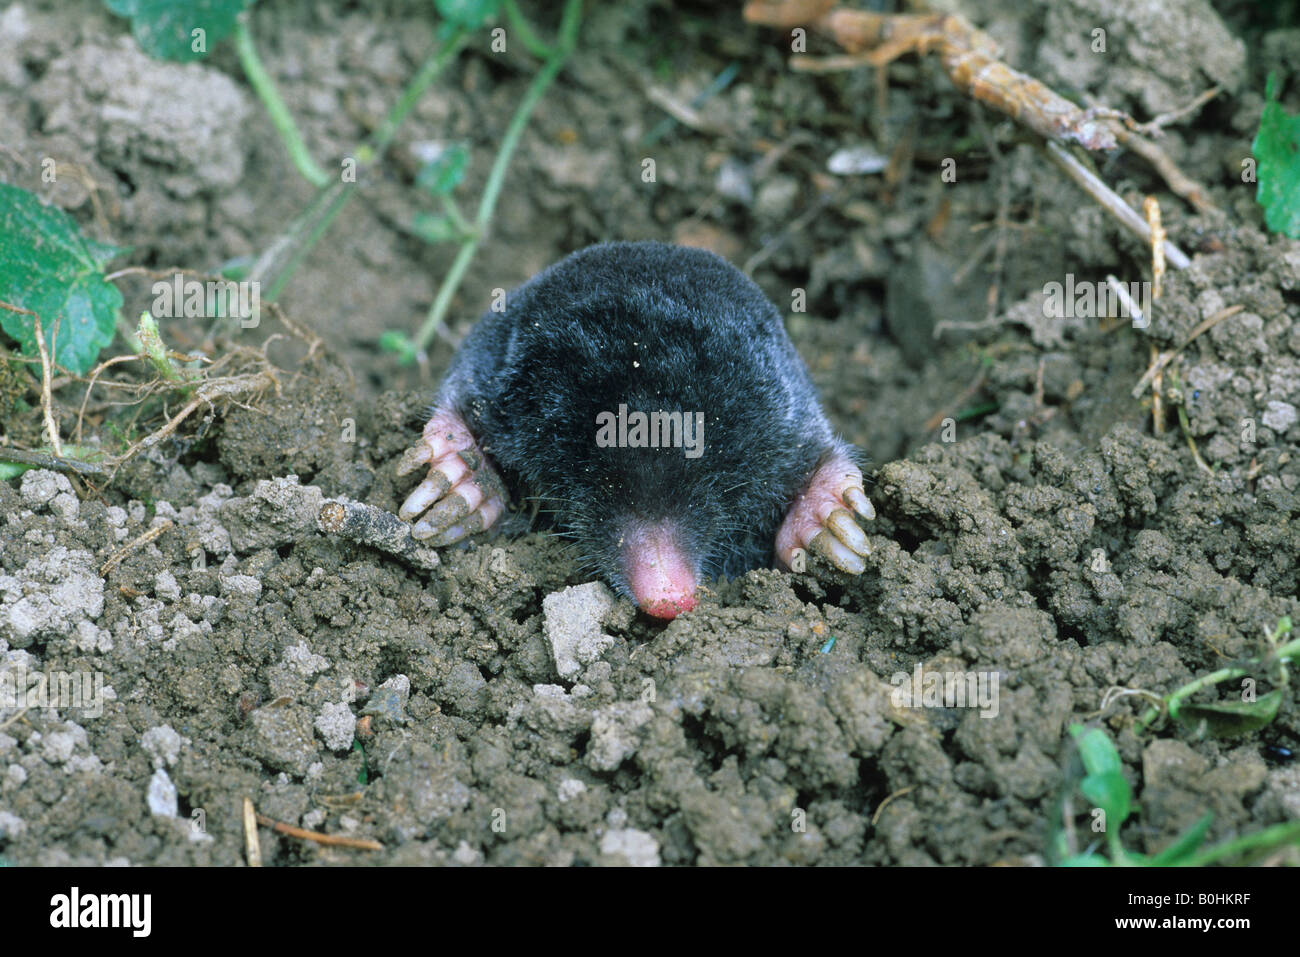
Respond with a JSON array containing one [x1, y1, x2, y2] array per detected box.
[[552, 443, 760, 622]]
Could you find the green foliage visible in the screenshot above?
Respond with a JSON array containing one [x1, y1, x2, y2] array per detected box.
[[1057, 724, 1300, 866], [1253, 72, 1300, 238], [435, 0, 502, 29], [410, 213, 463, 244], [378, 330, 420, 366], [103, 0, 250, 61], [1173, 689, 1284, 736], [416, 143, 470, 196], [1059, 725, 1211, 866], [1070, 725, 1131, 847], [352, 740, 368, 784], [0, 184, 123, 376], [1151, 615, 1295, 737]]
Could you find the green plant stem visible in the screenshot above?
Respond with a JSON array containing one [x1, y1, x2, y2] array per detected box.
[[440, 194, 475, 237], [1180, 818, 1300, 866], [362, 29, 469, 161], [233, 18, 330, 189], [136, 312, 187, 386], [415, 0, 582, 352], [251, 178, 356, 300], [503, 0, 555, 59], [1137, 635, 1300, 731], [248, 28, 468, 298]]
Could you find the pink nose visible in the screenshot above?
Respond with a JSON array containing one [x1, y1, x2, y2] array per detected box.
[[639, 591, 698, 620], [621, 524, 698, 620]]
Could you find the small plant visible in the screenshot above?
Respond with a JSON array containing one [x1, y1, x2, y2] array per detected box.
[[1137, 615, 1295, 737], [1053, 723, 1300, 866], [1253, 72, 1300, 238], [1, 1, 582, 478]]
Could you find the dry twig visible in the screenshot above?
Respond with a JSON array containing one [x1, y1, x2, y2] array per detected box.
[[255, 811, 383, 851], [1043, 141, 1190, 269], [743, 2, 1219, 219], [100, 520, 174, 576], [1131, 304, 1244, 399], [317, 499, 443, 573]]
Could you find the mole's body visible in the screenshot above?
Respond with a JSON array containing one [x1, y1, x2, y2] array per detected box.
[[398, 242, 872, 618]]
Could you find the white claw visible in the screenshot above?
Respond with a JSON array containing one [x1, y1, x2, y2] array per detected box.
[[827, 509, 870, 557], [844, 486, 875, 520], [399, 477, 445, 521], [811, 531, 867, 574]]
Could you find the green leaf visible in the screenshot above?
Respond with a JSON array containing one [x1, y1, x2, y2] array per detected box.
[[1174, 689, 1284, 737], [1070, 724, 1122, 777], [352, 740, 368, 785], [1080, 770, 1131, 827], [0, 184, 124, 376], [103, 0, 250, 62], [416, 143, 471, 196], [435, 0, 502, 29], [1253, 72, 1300, 239], [1060, 853, 1110, 867], [1149, 812, 1215, 866], [378, 330, 419, 365]]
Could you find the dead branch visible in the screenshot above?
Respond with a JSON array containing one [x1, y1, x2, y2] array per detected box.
[[100, 519, 173, 576], [0, 447, 106, 476], [317, 498, 442, 573], [743, 2, 1219, 217], [109, 371, 279, 477], [1043, 141, 1190, 269]]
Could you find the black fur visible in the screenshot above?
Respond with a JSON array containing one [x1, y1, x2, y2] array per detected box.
[[437, 241, 849, 597]]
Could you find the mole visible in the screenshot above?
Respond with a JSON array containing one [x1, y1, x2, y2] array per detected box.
[[396, 241, 873, 619]]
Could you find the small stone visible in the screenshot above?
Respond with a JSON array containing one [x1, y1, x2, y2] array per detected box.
[[19, 469, 72, 508], [154, 570, 181, 602], [314, 701, 357, 752], [141, 725, 185, 768], [557, 778, 587, 803], [0, 810, 26, 838], [542, 582, 617, 680], [247, 704, 318, 776], [219, 574, 262, 600], [600, 828, 661, 866], [1262, 400, 1297, 433], [147, 768, 178, 817]]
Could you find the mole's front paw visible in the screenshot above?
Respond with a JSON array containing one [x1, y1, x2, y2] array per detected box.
[[396, 409, 506, 546], [775, 452, 874, 574]]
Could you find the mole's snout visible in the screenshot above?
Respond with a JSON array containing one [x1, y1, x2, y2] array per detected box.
[[620, 523, 698, 620]]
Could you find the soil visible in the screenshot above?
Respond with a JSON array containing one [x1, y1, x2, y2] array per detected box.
[[1, 0, 1299, 866]]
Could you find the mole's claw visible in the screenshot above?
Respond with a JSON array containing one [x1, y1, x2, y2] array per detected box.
[[775, 450, 873, 574], [844, 486, 875, 520], [395, 443, 432, 478], [400, 408, 505, 545], [425, 510, 489, 547], [420, 484, 476, 530], [399, 472, 452, 520], [826, 508, 871, 556], [809, 529, 867, 574]]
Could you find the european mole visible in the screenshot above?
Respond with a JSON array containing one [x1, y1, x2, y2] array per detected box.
[[397, 241, 873, 619]]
